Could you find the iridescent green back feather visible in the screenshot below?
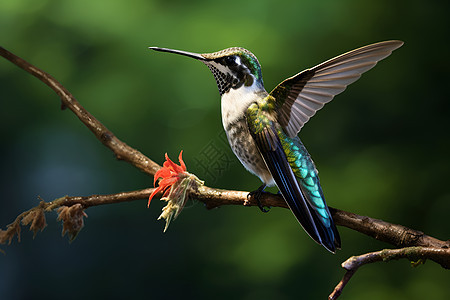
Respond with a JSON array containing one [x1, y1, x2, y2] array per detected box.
[[276, 129, 331, 226]]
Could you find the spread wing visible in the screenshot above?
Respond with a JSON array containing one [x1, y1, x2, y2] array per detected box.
[[270, 40, 404, 138]]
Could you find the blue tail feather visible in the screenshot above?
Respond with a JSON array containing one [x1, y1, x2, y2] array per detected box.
[[253, 126, 340, 252]]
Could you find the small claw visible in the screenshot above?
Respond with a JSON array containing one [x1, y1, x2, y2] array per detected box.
[[247, 184, 271, 213], [258, 203, 271, 213]]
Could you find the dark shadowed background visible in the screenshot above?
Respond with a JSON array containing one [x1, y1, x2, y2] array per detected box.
[[1, 0, 449, 299]]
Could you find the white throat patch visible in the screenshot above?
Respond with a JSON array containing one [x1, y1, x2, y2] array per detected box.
[[221, 83, 260, 128]]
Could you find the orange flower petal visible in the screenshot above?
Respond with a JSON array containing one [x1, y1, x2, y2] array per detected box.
[[148, 151, 187, 208], [158, 177, 178, 188], [164, 152, 185, 174], [148, 185, 164, 207], [153, 167, 171, 186], [178, 150, 186, 171]]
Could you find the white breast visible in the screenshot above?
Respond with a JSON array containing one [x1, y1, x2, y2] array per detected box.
[[221, 85, 260, 128], [220, 85, 275, 186]]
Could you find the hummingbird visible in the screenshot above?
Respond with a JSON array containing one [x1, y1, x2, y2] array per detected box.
[[149, 40, 403, 253]]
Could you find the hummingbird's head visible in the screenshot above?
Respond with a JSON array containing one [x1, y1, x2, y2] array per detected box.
[[149, 46, 264, 96]]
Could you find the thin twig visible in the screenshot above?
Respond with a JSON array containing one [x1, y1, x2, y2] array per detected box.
[[0, 188, 155, 245], [328, 269, 356, 300], [329, 247, 450, 299], [45, 188, 155, 210]]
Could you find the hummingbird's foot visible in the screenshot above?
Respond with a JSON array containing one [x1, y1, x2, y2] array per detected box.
[[247, 184, 271, 213]]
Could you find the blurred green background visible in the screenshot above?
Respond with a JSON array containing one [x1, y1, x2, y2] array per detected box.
[[1, 0, 449, 299]]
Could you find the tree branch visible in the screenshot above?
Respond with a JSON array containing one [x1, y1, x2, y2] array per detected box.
[[2, 185, 448, 253], [0, 188, 155, 245], [0, 46, 161, 176], [193, 186, 450, 251], [329, 247, 450, 300], [330, 208, 449, 249], [46, 188, 155, 210]]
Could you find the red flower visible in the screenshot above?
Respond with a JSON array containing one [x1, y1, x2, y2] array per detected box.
[[148, 151, 203, 232], [148, 151, 187, 207]]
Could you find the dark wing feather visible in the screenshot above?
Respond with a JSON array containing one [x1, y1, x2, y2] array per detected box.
[[251, 124, 339, 252], [270, 40, 404, 138]]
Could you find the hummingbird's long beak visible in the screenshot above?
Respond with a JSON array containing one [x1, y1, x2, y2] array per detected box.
[[149, 47, 206, 61]]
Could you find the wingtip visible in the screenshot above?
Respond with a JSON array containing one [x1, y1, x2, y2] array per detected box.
[[378, 40, 404, 51], [390, 40, 404, 49]]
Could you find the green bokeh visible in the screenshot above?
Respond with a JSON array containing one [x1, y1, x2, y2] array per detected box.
[[1, 0, 449, 299]]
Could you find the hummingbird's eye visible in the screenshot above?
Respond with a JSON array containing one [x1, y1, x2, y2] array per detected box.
[[224, 56, 237, 66]]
